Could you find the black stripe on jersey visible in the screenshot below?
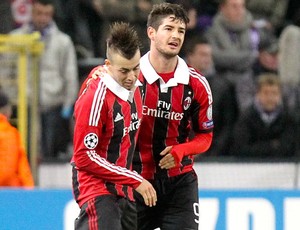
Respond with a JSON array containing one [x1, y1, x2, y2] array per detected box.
[[178, 85, 194, 168], [106, 182, 117, 196], [122, 185, 129, 199], [189, 99, 201, 133], [107, 100, 123, 164], [71, 163, 80, 202], [133, 145, 142, 174], [153, 82, 171, 176], [178, 84, 194, 143], [127, 99, 138, 168], [132, 84, 146, 175]]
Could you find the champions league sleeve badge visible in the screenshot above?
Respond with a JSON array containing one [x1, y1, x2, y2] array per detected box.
[[84, 133, 98, 149], [207, 104, 213, 120]]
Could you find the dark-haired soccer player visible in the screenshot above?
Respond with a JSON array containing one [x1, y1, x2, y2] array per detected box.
[[133, 3, 213, 230], [71, 22, 157, 230]]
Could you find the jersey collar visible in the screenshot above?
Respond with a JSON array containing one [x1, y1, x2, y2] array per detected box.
[[140, 51, 190, 88], [101, 72, 142, 102]]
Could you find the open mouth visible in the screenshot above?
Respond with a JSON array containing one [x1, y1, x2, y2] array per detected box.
[[168, 42, 179, 48]]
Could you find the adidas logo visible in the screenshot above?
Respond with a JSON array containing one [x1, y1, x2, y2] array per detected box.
[[114, 113, 124, 122]]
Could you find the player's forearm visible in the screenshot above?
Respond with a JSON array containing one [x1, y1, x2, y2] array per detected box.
[[170, 132, 213, 165], [74, 149, 143, 188], [176, 132, 212, 154]]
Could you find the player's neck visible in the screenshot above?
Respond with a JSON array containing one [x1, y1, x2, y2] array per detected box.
[[149, 50, 178, 73]]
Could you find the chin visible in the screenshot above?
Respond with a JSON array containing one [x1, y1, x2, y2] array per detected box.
[[164, 51, 179, 59], [124, 85, 133, 90]]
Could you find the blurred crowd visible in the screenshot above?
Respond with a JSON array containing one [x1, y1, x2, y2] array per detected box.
[[1, 0, 300, 167]]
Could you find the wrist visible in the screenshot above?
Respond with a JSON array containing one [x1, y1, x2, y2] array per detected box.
[[170, 145, 185, 166]]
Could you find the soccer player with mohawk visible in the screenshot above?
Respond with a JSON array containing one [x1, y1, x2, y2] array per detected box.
[[71, 22, 157, 230]]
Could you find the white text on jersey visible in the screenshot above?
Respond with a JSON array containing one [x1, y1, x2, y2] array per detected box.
[[142, 105, 184, 121]]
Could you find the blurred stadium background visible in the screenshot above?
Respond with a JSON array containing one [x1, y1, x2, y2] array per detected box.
[[1, 33, 300, 230]]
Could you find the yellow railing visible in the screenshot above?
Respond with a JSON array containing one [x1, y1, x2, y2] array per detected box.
[[0, 32, 44, 182]]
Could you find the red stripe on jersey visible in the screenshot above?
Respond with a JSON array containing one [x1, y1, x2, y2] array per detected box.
[[189, 68, 213, 132], [89, 79, 107, 126], [87, 198, 98, 230], [189, 68, 213, 104]]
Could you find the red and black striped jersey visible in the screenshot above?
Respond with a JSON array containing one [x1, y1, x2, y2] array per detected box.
[[71, 66, 143, 207], [133, 53, 214, 180]]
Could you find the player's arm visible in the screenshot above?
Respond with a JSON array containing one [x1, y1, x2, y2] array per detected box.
[[159, 132, 212, 169], [135, 179, 157, 207], [160, 75, 213, 169]]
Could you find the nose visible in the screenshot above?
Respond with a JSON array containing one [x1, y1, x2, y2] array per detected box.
[[127, 70, 136, 80], [171, 32, 179, 39], [172, 29, 183, 39]]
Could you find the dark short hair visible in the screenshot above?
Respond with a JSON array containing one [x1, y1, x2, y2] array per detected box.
[[106, 22, 141, 60], [183, 35, 210, 56], [147, 3, 189, 30], [256, 73, 281, 91], [258, 37, 279, 54]]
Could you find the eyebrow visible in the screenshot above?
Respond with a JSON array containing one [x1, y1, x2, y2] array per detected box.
[[163, 20, 186, 31], [119, 63, 140, 72]]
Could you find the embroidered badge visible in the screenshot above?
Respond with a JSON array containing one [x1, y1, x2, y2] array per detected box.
[[84, 133, 98, 149]]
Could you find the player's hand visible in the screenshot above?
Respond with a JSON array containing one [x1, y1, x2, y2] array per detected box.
[[135, 179, 157, 207], [91, 66, 107, 80], [159, 146, 176, 169]]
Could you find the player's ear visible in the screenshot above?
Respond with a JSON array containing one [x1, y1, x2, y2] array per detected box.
[[104, 59, 111, 66], [147, 27, 156, 41]]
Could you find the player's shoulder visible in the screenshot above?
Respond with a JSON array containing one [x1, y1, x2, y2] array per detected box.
[[87, 66, 107, 86], [188, 66, 210, 87], [78, 66, 108, 97], [89, 65, 105, 79]]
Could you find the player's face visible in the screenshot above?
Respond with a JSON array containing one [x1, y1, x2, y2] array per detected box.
[[257, 84, 281, 112], [31, 2, 54, 31], [148, 15, 186, 58], [106, 50, 141, 90], [187, 43, 213, 73], [221, 0, 246, 25]]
